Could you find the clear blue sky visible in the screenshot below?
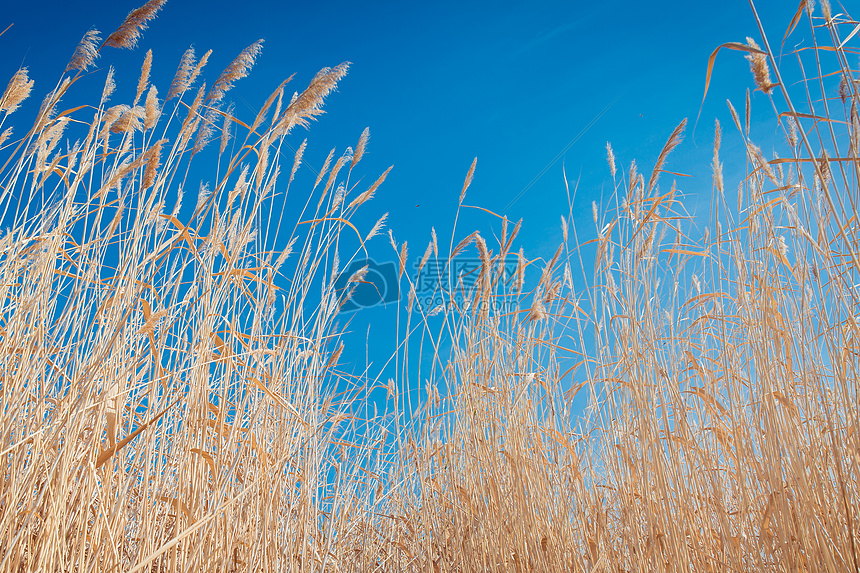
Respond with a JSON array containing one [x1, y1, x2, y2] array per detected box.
[[4, 0, 791, 241], [3, 0, 793, 408]]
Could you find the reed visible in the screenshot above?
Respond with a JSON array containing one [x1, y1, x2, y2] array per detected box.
[[0, 1, 857, 571]]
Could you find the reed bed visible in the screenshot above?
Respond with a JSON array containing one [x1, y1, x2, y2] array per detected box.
[[0, 0, 857, 571]]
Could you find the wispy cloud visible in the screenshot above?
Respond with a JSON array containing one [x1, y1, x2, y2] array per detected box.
[[512, 18, 586, 57]]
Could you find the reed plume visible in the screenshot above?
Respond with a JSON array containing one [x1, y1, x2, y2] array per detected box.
[[0, 68, 34, 115], [273, 62, 349, 135], [65, 28, 101, 72], [207, 40, 264, 102], [104, 0, 167, 49], [745, 36, 775, 93], [134, 49, 152, 104]]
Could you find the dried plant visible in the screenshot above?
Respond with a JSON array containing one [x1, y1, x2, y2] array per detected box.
[[103, 0, 167, 50], [745, 36, 775, 93], [134, 49, 152, 104], [65, 28, 101, 72], [0, 2, 857, 572], [167, 46, 196, 100], [273, 62, 350, 135], [0, 68, 34, 114], [207, 39, 264, 102]]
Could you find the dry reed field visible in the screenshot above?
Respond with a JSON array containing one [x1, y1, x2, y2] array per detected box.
[[0, 0, 858, 571]]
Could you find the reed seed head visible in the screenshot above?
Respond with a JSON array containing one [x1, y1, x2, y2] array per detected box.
[[144, 85, 160, 130], [351, 127, 369, 170], [135, 49, 153, 105], [745, 38, 775, 94], [606, 141, 616, 180], [168, 47, 195, 100], [0, 69, 33, 116], [208, 40, 264, 102], [104, 0, 166, 50], [66, 29, 101, 72]]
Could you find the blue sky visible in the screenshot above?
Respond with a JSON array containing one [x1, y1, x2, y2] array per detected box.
[[3, 0, 793, 410], [5, 0, 791, 240]]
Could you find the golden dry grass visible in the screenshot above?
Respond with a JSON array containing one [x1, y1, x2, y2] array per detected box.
[[0, 1, 858, 571]]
